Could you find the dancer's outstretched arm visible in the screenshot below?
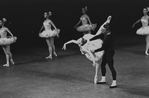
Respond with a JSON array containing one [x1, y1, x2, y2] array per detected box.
[[86, 15, 92, 25], [132, 19, 140, 27], [62, 40, 78, 50], [39, 26, 44, 33], [96, 16, 112, 35], [74, 20, 81, 28], [6, 28, 13, 37], [50, 21, 57, 30]]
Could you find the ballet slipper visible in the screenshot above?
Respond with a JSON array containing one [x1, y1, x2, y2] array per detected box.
[[53, 52, 57, 57], [10, 59, 14, 64], [145, 51, 149, 55], [3, 63, 9, 67], [46, 55, 52, 59], [94, 76, 98, 84]]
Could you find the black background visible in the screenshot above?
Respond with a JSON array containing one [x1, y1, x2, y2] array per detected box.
[[0, 0, 149, 48]]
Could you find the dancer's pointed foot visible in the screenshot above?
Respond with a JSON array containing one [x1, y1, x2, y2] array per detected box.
[[3, 63, 9, 67], [53, 52, 57, 57], [10, 59, 14, 64], [94, 76, 98, 84], [145, 51, 149, 55], [46, 55, 52, 59]]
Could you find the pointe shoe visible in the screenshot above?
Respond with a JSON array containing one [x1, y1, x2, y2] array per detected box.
[[145, 52, 149, 55], [94, 76, 98, 84], [53, 52, 57, 57], [3, 63, 9, 67], [46, 55, 52, 59], [10, 59, 14, 64]]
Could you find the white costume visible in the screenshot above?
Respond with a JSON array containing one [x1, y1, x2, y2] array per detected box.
[[136, 17, 149, 35], [80, 33, 104, 62], [77, 17, 96, 32], [0, 27, 17, 45], [39, 20, 60, 38], [77, 24, 96, 32]]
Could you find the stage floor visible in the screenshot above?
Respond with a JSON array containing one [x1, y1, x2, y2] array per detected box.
[[0, 35, 149, 98]]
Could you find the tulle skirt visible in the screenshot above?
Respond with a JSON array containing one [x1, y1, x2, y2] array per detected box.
[[81, 39, 104, 61], [0, 36, 17, 45], [77, 24, 97, 32], [136, 26, 149, 35], [39, 29, 60, 38]]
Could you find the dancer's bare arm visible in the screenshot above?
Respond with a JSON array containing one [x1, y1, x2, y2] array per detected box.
[[62, 40, 78, 50], [50, 21, 57, 30], [6, 28, 13, 37], [132, 19, 140, 27], [74, 20, 81, 28]]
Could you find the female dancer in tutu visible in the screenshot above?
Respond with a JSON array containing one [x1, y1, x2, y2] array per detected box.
[[0, 18, 16, 67], [62, 33, 104, 84], [132, 8, 149, 55], [74, 6, 96, 34], [39, 11, 60, 59]]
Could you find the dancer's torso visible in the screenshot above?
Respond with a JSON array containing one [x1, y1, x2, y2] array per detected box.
[[80, 15, 88, 25], [0, 27, 7, 38], [141, 16, 149, 27], [43, 19, 52, 30]]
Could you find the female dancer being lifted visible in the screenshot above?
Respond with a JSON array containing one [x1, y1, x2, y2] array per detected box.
[[39, 11, 60, 59], [0, 18, 17, 67], [132, 8, 149, 55]]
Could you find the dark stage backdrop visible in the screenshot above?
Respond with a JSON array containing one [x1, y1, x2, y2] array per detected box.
[[0, 0, 149, 49]]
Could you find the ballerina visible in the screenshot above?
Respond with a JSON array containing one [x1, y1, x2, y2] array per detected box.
[[132, 8, 149, 55], [39, 11, 60, 59], [74, 6, 96, 34], [0, 18, 17, 67]]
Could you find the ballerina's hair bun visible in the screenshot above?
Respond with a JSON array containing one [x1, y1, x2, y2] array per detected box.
[[2, 18, 6, 22], [49, 11, 52, 14], [84, 6, 88, 11]]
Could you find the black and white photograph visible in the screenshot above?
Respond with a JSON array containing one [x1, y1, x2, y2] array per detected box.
[[0, 0, 149, 98]]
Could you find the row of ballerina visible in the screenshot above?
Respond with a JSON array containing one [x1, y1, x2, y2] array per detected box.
[[4, 6, 149, 88], [0, 6, 149, 66]]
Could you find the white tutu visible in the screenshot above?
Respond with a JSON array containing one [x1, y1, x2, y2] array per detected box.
[[136, 26, 149, 35], [0, 36, 17, 45], [77, 24, 96, 32], [39, 29, 60, 38], [85, 39, 103, 51], [80, 38, 104, 62]]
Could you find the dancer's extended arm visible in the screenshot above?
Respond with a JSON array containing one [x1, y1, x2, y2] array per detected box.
[[6, 28, 13, 37], [39, 26, 44, 33], [74, 20, 81, 28], [50, 21, 57, 30], [132, 19, 140, 27], [86, 15, 92, 25], [62, 40, 78, 50]]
